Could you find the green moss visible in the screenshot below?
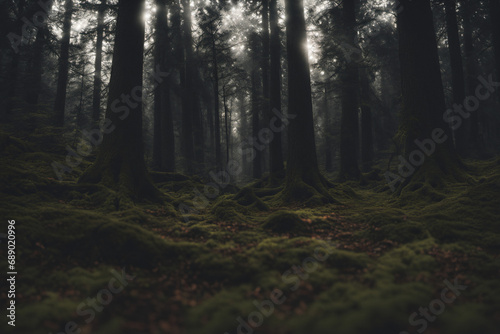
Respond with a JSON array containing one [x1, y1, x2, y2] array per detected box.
[[366, 239, 437, 283], [186, 287, 255, 334], [234, 187, 270, 211], [211, 199, 248, 222], [290, 280, 432, 334], [262, 211, 308, 234]]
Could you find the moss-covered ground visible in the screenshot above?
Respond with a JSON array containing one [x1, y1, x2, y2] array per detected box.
[[0, 130, 499, 334]]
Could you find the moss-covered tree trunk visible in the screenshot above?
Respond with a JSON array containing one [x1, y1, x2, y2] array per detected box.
[[282, 0, 332, 203], [396, 0, 461, 192], [79, 0, 157, 201]]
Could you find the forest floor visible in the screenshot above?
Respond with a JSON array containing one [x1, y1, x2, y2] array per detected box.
[[1, 127, 500, 334]]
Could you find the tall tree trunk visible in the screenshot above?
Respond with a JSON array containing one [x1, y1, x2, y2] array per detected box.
[[462, 0, 480, 149], [177, 0, 194, 173], [339, 0, 360, 180], [395, 0, 459, 192], [282, 0, 332, 203], [76, 59, 86, 129], [445, 0, 467, 155], [491, 0, 500, 95], [261, 0, 271, 176], [269, 0, 284, 178], [323, 84, 333, 173], [54, 0, 73, 127], [91, 0, 106, 123], [489, 0, 500, 141], [212, 36, 222, 169], [223, 85, 230, 164], [79, 0, 157, 200], [359, 68, 373, 172], [26, 27, 45, 105], [27, 0, 54, 105], [238, 90, 249, 180], [153, 0, 175, 172], [250, 32, 263, 179], [181, 0, 203, 171], [4, 52, 19, 118]]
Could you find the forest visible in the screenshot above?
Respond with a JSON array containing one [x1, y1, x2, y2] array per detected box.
[[1, 0, 500, 333]]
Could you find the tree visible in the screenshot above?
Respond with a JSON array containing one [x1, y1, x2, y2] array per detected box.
[[152, 0, 175, 172], [54, 0, 73, 127], [359, 67, 373, 171], [322, 83, 334, 173], [461, 0, 480, 149], [91, 0, 107, 123], [268, 0, 284, 179], [261, 0, 271, 177], [79, 0, 157, 200], [181, 0, 204, 171], [490, 0, 500, 105], [249, 32, 263, 179], [198, 3, 223, 169], [444, 0, 467, 155], [395, 0, 459, 191], [26, 24, 47, 105], [282, 0, 332, 203], [338, 0, 361, 180]]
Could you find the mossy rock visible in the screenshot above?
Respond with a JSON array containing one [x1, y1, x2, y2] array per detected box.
[[262, 210, 308, 234]]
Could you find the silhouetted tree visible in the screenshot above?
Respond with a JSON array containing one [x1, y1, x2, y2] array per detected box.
[[80, 0, 157, 200], [54, 0, 73, 127]]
